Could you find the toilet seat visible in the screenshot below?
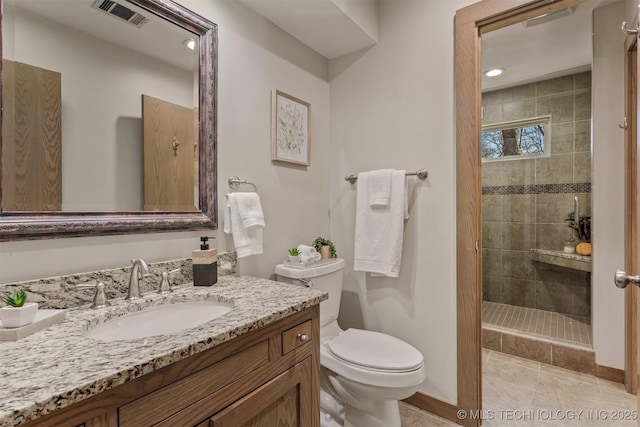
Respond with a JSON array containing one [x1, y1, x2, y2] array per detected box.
[[275, 257, 426, 427], [321, 329, 426, 388], [327, 329, 423, 372]]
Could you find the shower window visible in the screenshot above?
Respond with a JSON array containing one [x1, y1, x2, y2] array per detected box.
[[481, 116, 550, 161]]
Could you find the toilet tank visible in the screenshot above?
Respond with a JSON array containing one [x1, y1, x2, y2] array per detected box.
[[275, 258, 344, 328]]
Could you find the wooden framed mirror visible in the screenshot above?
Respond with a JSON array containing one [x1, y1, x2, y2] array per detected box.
[[0, 0, 217, 241]]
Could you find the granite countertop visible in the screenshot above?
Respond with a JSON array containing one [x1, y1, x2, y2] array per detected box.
[[0, 275, 327, 427], [530, 248, 591, 272]]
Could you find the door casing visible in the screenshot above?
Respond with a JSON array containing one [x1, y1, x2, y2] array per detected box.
[[455, 1, 590, 425], [624, 29, 638, 394]]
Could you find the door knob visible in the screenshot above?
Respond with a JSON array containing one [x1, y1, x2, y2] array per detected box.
[[614, 269, 640, 288]]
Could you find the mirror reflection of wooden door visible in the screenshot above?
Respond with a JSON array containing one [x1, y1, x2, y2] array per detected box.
[[142, 94, 196, 211], [1, 60, 62, 211]]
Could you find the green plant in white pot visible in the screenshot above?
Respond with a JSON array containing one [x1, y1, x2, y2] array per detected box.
[[0, 290, 38, 328], [287, 247, 301, 264]]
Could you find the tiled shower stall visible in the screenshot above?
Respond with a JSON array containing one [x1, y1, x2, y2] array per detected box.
[[481, 72, 594, 373]]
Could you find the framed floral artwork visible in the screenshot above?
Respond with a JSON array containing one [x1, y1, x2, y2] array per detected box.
[[271, 90, 310, 166]]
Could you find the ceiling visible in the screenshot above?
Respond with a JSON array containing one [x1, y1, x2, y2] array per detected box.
[[482, 0, 621, 90], [236, 0, 621, 90], [237, 0, 378, 59], [5, 0, 625, 88], [7, 0, 198, 72]]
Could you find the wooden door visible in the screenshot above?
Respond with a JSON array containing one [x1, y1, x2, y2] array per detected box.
[[209, 358, 312, 427], [455, 2, 586, 425], [636, 29, 640, 418], [142, 94, 196, 211], [623, 32, 639, 396], [1, 60, 62, 211]]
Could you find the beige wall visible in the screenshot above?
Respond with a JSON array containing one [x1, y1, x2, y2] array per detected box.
[[625, 0, 639, 25], [592, 0, 629, 370], [328, 0, 475, 404], [0, 0, 331, 283]]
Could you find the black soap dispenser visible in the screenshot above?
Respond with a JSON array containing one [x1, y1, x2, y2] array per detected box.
[[193, 236, 217, 286]]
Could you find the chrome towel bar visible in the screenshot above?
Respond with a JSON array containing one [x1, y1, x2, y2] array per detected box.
[[344, 168, 428, 184]]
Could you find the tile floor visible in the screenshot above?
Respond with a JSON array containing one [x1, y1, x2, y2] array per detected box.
[[400, 350, 637, 426], [483, 301, 592, 348]]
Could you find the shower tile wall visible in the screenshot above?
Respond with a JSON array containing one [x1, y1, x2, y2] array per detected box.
[[482, 72, 591, 318]]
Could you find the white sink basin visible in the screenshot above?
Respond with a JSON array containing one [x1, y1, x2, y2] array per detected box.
[[84, 301, 233, 341]]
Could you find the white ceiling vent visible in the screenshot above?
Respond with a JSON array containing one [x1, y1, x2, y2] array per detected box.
[[91, 0, 149, 29]]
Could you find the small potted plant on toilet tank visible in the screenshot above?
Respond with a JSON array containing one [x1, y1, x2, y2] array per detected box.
[[0, 289, 38, 328], [312, 237, 337, 260], [288, 247, 301, 264]]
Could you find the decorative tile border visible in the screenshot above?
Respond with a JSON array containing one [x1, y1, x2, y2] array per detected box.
[[482, 182, 591, 196]]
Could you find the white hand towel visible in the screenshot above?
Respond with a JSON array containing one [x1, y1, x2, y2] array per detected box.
[[363, 169, 393, 207], [297, 244, 321, 265], [234, 192, 266, 229], [224, 193, 265, 258], [353, 170, 407, 278]]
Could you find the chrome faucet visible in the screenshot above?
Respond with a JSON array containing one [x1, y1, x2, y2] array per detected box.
[[569, 195, 580, 234], [127, 258, 150, 300], [77, 282, 110, 308]]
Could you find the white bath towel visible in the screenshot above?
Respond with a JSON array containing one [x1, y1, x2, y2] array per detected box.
[[365, 169, 393, 207], [224, 192, 265, 258], [353, 170, 408, 278]]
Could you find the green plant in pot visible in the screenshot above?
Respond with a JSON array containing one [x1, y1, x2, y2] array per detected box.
[[0, 289, 38, 328], [312, 237, 337, 259], [565, 212, 591, 242], [287, 247, 301, 263]]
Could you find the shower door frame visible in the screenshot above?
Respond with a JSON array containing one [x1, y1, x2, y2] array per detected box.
[[455, 1, 588, 425]]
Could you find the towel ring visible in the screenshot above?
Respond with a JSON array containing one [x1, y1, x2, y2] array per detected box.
[[228, 176, 258, 192]]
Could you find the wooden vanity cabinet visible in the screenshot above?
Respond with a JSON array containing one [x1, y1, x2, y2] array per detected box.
[[21, 306, 320, 427], [205, 357, 313, 427]]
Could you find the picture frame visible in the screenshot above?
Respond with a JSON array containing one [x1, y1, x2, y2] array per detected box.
[[271, 90, 310, 166]]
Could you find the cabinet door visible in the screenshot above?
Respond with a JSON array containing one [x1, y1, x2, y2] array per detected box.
[[209, 358, 313, 427], [74, 411, 117, 427]]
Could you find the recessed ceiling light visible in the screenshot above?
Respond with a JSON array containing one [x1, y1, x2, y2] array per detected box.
[[484, 68, 504, 77], [184, 38, 196, 50]]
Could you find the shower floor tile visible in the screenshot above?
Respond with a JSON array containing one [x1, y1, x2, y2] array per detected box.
[[483, 301, 592, 348]]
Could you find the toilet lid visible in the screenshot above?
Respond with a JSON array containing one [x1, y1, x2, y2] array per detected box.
[[326, 329, 423, 372]]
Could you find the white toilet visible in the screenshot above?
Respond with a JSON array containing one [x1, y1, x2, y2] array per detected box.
[[275, 258, 426, 427]]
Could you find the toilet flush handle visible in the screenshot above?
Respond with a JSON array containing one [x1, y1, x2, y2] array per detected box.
[[298, 278, 313, 288]]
